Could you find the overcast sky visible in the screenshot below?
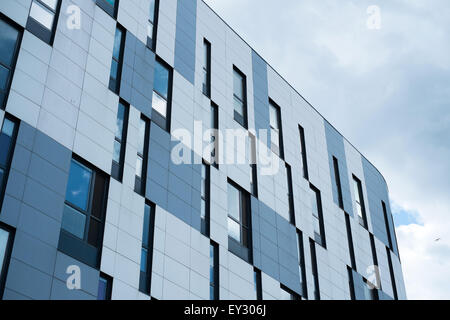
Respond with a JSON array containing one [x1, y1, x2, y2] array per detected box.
[[204, 0, 450, 299]]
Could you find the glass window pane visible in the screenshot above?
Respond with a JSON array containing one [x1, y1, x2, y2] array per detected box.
[[228, 217, 240, 243], [30, 1, 55, 30], [270, 104, 278, 128], [61, 205, 86, 239], [112, 28, 123, 59], [233, 97, 244, 116], [0, 168, 4, 188], [147, 22, 154, 39], [65, 160, 92, 211], [113, 140, 121, 163], [311, 191, 318, 217], [356, 204, 363, 219], [149, 0, 156, 23], [137, 119, 146, 154], [201, 199, 206, 219], [135, 156, 143, 177], [227, 184, 240, 221], [115, 103, 125, 138], [152, 91, 167, 117], [0, 119, 15, 166], [110, 59, 118, 82], [88, 218, 101, 246], [313, 215, 321, 235], [40, 0, 58, 10], [106, 0, 116, 6], [140, 248, 148, 272], [271, 129, 279, 147], [353, 180, 360, 202], [0, 65, 9, 91], [0, 19, 20, 67], [153, 61, 169, 98], [1, 119, 15, 137], [233, 71, 243, 100], [0, 228, 10, 276], [142, 205, 150, 247], [97, 277, 108, 300]]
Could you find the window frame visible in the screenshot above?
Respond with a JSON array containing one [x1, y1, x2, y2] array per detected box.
[[134, 115, 150, 196], [309, 238, 321, 300], [298, 125, 309, 180], [248, 133, 258, 197], [296, 230, 308, 299], [254, 267, 262, 300], [0, 222, 15, 299], [352, 175, 368, 228], [139, 201, 156, 295], [280, 284, 301, 300], [109, 24, 126, 95], [111, 100, 129, 182], [345, 212, 357, 270], [26, 0, 61, 45], [147, 0, 160, 50], [285, 163, 295, 224], [310, 184, 326, 248], [209, 241, 219, 300], [0, 114, 19, 211], [0, 14, 23, 110], [332, 156, 344, 209], [98, 272, 113, 300], [152, 57, 173, 132], [202, 38, 212, 97], [268, 99, 284, 158], [96, 0, 119, 19], [232, 66, 248, 129], [209, 102, 219, 169], [382, 200, 394, 250], [200, 161, 211, 237]]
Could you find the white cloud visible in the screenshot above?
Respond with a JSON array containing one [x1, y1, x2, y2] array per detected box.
[[205, 0, 450, 299]]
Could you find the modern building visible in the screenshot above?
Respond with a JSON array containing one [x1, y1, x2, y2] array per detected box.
[[0, 0, 406, 300]]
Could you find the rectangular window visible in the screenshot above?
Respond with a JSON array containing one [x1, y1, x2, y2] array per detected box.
[[139, 202, 156, 295], [280, 285, 300, 300], [369, 233, 381, 295], [200, 162, 211, 237], [353, 175, 368, 228], [233, 67, 248, 128], [96, 0, 118, 19], [0, 115, 19, 210], [296, 230, 307, 299], [227, 180, 252, 263], [285, 164, 295, 224], [386, 247, 398, 300], [298, 125, 309, 180], [0, 17, 22, 109], [269, 100, 284, 158], [111, 101, 129, 182], [345, 213, 357, 270], [152, 58, 173, 131], [382, 201, 393, 250], [59, 157, 109, 269], [310, 184, 326, 248], [135, 116, 150, 196], [309, 239, 320, 300], [248, 133, 258, 197], [202, 39, 211, 97], [97, 273, 113, 300], [26, 0, 61, 45], [147, 0, 159, 50], [0, 223, 14, 299], [254, 268, 262, 300], [210, 102, 219, 168], [210, 241, 219, 300], [109, 25, 125, 94], [332, 156, 344, 209]]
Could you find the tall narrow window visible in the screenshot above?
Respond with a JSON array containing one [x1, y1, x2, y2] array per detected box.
[[345, 213, 357, 270], [200, 162, 211, 237], [332, 156, 344, 209], [26, 0, 61, 45], [0, 17, 22, 109], [296, 230, 308, 299], [310, 184, 326, 248], [0, 116, 19, 210], [152, 58, 172, 131], [139, 202, 156, 295], [298, 125, 309, 180], [227, 181, 252, 263], [254, 268, 262, 300], [233, 67, 247, 128], [210, 102, 219, 168], [280, 285, 300, 300], [59, 157, 109, 268], [382, 201, 393, 250], [286, 164, 295, 224], [386, 247, 398, 300], [347, 266, 356, 300], [109, 25, 125, 94], [96, 0, 118, 18], [309, 239, 320, 300], [202, 39, 211, 97], [111, 101, 129, 182], [353, 176, 368, 228], [269, 100, 284, 158], [248, 133, 258, 197], [135, 116, 150, 196], [0, 223, 14, 299], [210, 241, 219, 300], [97, 273, 113, 300], [369, 233, 381, 297], [147, 0, 159, 50]]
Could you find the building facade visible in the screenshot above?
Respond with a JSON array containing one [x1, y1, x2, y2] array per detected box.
[[0, 0, 406, 300]]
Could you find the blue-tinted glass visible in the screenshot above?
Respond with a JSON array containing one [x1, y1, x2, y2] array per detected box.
[[0, 227, 9, 276], [110, 60, 118, 82], [142, 204, 150, 247], [0, 119, 14, 166], [233, 70, 244, 100], [115, 103, 125, 139], [112, 28, 122, 59], [112, 140, 121, 163], [140, 248, 148, 272], [149, 0, 156, 23], [0, 168, 4, 189], [0, 19, 20, 67], [227, 184, 240, 221], [153, 61, 169, 98], [65, 160, 92, 211], [210, 285, 214, 300], [61, 205, 86, 239], [0, 65, 9, 90], [106, 0, 115, 6], [97, 277, 108, 300]]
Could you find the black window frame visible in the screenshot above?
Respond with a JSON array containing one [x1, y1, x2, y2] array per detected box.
[[268, 99, 284, 159], [109, 24, 126, 95], [296, 229, 308, 299], [97, 272, 113, 300], [0, 114, 19, 211], [202, 38, 212, 97], [309, 238, 320, 300], [58, 155, 109, 269], [248, 133, 258, 197], [209, 241, 219, 300], [285, 163, 295, 225], [139, 201, 156, 295], [382, 200, 394, 250], [253, 267, 262, 300], [26, 0, 61, 45], [232, 66, 248, 129], [352, 175, 368, 228], [111, 100, 129, 182], [227, 179, 252, 264], [0, 14, 23, 110], [96, 0, 119, 19], [0, 222, 15, 299], [386, 247, 398, 300], [200, 161, 211, 237], [332, 156, 344, 209], [135, 115, 150, 196], [152, 57, 173, 132], [298, 125, 309, 180], [310, 184, 326, 248], [147, 0, 160, 51], [345, 212, 357, 270], [210, 102, 219, 169]]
